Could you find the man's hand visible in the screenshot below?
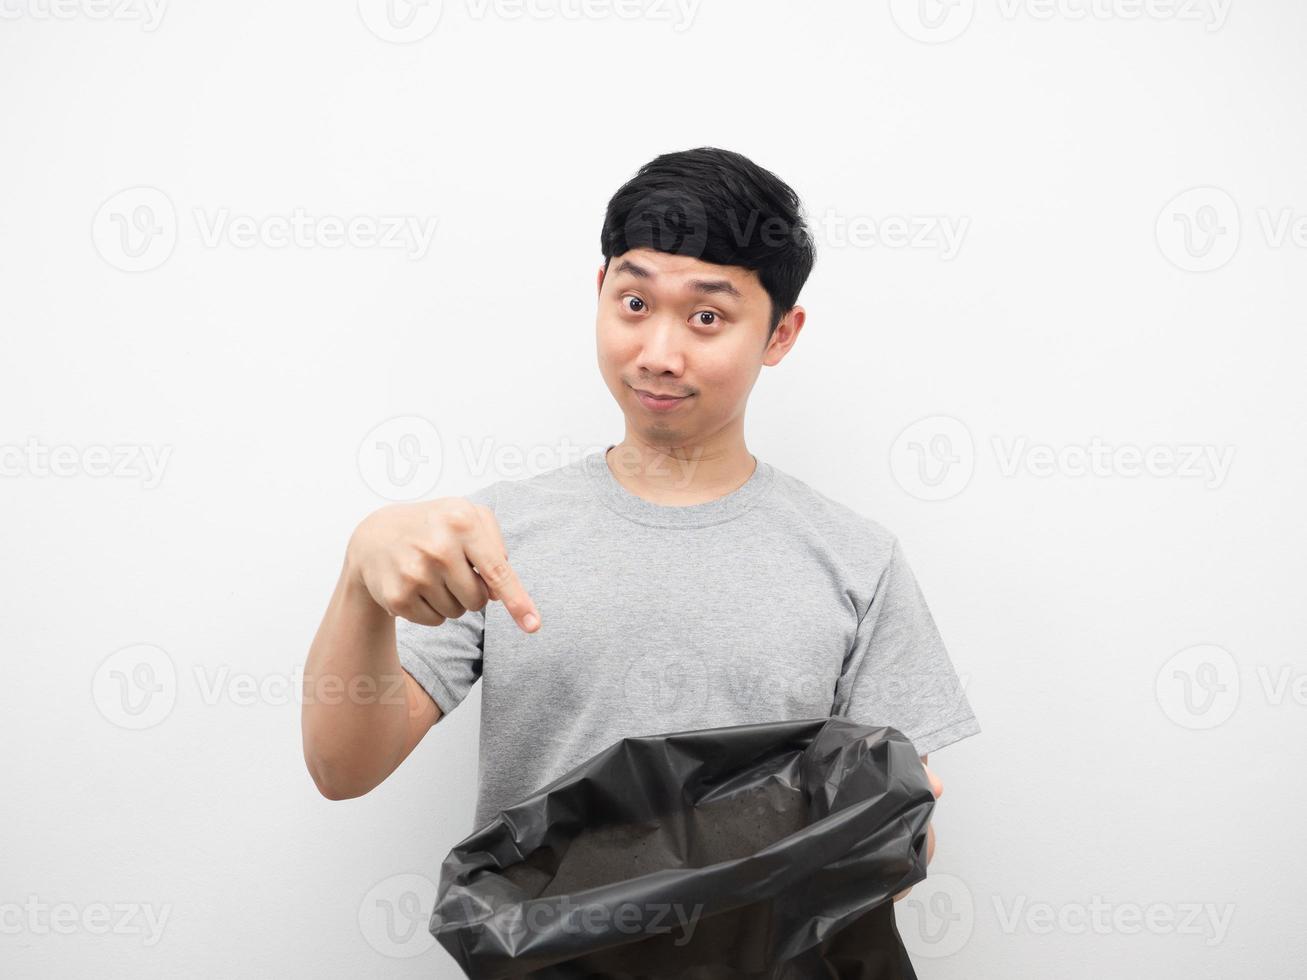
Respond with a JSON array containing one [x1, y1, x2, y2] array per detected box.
[[346, 497, 541, 633], [893, 756, 942, 903]]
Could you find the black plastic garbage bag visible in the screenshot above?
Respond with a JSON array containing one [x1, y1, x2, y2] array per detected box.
[[429, 716, 935, 978]]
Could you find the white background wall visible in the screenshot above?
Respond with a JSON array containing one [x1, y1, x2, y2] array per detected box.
[[3, 1, 1304, 977]]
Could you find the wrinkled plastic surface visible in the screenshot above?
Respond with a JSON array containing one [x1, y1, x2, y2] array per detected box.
[[430, 716, 935, 978]]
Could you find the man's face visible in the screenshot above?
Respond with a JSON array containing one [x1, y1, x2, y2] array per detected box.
[[595, 247, 803, 452]]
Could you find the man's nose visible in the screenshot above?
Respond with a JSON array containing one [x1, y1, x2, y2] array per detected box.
[[634, 315, 686, 376]]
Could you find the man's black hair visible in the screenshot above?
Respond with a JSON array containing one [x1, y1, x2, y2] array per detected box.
[[599, 147, 816, 341]]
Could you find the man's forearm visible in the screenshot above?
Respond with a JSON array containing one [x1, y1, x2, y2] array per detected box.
[[300, 557, 417, 799]]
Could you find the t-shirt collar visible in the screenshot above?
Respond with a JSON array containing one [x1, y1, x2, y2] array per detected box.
[[583, 444, 775, 529]]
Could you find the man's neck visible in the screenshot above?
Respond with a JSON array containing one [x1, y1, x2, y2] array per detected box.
[[604, 434, 757, 507]]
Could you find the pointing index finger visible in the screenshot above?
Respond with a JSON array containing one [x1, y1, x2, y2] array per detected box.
[[465, 511, 540, 633]]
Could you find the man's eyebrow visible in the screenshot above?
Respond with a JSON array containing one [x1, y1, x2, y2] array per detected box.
[[687, 278, 742, 299], [612, 260, 742, 300], [613, 259, 652, 280]]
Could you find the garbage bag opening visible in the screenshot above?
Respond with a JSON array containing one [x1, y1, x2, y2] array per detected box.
[[431, 716, 934, 979], [503, 778, 810, 899]]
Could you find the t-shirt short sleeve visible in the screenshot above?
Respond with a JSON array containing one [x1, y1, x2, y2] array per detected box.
[[394, 481, 499, 717], [832, 535, 980, 757]]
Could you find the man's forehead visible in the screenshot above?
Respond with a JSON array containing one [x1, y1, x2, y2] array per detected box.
[[610, 249, 761, 298]]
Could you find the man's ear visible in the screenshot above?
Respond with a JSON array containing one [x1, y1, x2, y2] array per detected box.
[[596, 263, 607, 297], [762, 306, 806, 367]]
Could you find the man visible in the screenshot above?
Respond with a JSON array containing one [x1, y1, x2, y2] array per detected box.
[[301, 147, 978, 903]]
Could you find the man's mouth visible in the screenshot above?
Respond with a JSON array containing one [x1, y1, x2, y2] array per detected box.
[[631, 386, 693, 412]]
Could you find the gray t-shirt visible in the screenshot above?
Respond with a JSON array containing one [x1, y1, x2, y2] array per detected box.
[[397, 446, 980, 829]]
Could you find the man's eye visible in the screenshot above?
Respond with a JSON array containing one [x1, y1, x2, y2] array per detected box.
[[624, 296, 645, 313], [695, 311, 718, 326]]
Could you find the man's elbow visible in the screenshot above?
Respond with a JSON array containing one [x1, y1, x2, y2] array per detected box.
[[305, 753, 376, 801], [314, 778, 369, 802]]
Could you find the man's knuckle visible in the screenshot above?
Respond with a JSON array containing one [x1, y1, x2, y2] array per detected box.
[[478, 559, 513, 585], [397, 561, 427, 586], [441, 503, 478, 534], [382, 584, 412, 609]]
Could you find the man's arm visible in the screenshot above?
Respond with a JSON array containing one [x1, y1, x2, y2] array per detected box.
[[301, 557, 443, 800], [892, 755, 941, 902], [301, 496, 537, 801]]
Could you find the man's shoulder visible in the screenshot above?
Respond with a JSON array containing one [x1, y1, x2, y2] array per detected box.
[[765, 462, 899, 556]]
